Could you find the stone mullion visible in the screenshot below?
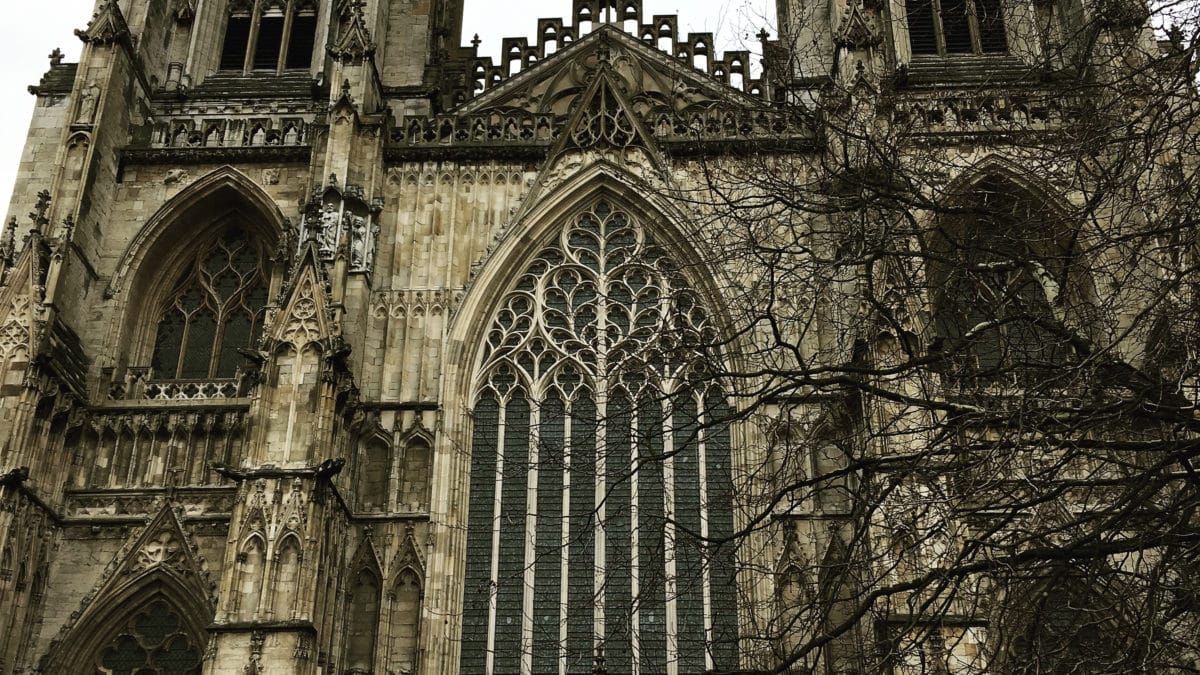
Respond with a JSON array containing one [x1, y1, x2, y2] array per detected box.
[[243, 0, 263, 73], [485, 401, 508, 675], [662, 401, 678, 675], [695, 393, 717, 672], [520, 399, 541, 675], [276, 1, 295, 73], [559, 406, 573, 674]]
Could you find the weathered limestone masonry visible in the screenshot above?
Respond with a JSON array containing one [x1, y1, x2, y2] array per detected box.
[[0, 0, 1177, 673]]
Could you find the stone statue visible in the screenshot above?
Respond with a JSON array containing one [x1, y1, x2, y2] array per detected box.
[[319, 203, 340, 254], [76, 84, 101, 125]]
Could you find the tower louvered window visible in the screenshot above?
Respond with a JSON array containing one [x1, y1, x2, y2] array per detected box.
[[906, 0, 1007, 56], [151, 227, 268, 380], [219, 0, 319, 73], [460, 202, 739, 674]]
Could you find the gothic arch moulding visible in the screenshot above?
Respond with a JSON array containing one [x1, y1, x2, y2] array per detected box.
[[106, 166, 289, 370], [41, 506, 215, 673], [422, 165, 758, 673]]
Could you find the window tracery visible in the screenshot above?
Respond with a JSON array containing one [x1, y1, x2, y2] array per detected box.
[[150, 227, 268, 381], [460, 202, 738, 674], [93, 600, 203, 675]]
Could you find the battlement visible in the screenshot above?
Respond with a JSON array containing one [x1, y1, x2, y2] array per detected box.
[[459, 0, 772, 100]]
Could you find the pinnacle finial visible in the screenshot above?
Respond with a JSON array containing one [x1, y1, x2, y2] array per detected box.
[[471, 33, 482, 50], [48, 48, 64, 66], [29, 190, 51, 230]]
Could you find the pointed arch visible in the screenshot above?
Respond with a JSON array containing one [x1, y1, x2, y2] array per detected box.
[[233, 532, 267, 619], [925, 158, 1094, 382], [42, 564, 212, 673], [439, 174, 743, 673], [269, 532, 303, 619], [447, 163, 741, 390], [386, 564, 424, 674], [345, 565, 383, 671], [108, 167, 287, 372]]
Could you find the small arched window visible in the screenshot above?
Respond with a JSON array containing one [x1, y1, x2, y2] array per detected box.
[[150, 227, 269, 381]]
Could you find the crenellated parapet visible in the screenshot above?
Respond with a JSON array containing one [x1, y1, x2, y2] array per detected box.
[[450, 0, 776, 102]]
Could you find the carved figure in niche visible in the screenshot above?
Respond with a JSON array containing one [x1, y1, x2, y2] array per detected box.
[[319, 203, 340, 254], [76, 83, 101, 124], [347, 213, 369, 267]]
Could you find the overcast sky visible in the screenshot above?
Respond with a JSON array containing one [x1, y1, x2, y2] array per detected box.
[[0, 1, 773, 217]]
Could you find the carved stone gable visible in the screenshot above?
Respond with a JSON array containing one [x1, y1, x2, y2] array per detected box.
[[561, 68, 657, 153], [75, 0, 132, 45], [269, 250, 335, 348], [458, 25, 763, 119]]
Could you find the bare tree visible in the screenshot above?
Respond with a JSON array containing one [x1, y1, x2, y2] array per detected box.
[[669, 3, 1200, 671]]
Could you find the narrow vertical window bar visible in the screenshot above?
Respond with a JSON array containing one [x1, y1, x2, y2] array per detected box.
[[534, 394, 566, 674], [486, 398, 508, 674], [696, 393, 714, 672], [605, 390, 634, 674], [521, 395, 542, 675], [661, 396, 679, 675], [558, 399, 574, 674], [593, 385, 608, 662], [495, 393, 530, 675]]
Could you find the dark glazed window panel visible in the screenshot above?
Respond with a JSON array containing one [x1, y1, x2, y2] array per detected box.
[[150, 226, 268, 382], [219, 16, 251, 70], [464, 203, 738, 673], [95, 600, 202, 675], [906, 0, 939, 54], [461, 393, 500, 674], [976, 0, 1008, 52], [940, 0, 974, 52], [566, 396, 597, 674], [152, 312, 186, 378], [180, 310, 217, 379], [216, 312, 253, 377], [286, 14, 318, 69], [532, 395, 566, 674], [253, 16, 285, 70], [494, 393, 530, 675]]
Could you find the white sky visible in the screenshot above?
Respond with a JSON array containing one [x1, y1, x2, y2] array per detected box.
[[0, 1, 774, 217]]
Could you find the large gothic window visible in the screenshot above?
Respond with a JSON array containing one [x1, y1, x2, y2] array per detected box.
[[93, 600, 203, 675], [460, 202, 739, 674], [150, 227, 268, 381]]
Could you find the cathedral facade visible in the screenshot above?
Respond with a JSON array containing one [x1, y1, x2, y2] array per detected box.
[[0, 0, 1189, 673]]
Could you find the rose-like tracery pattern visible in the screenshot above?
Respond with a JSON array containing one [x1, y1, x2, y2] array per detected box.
[[462, 202, 737, 675]]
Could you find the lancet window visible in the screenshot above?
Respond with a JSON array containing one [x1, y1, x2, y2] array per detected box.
[[930, 184, 1071, 383], [460, 202, 738, 674], [906, 0, 1007, 56], [219, 0, 319, 73], [93, 600, 203, 675], [150, 227, 269, 381]]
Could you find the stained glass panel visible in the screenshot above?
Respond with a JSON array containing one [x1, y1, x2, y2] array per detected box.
[[463, 202, 737, 673], [94, 600, 202, 675], [150, 226, 268, 382]]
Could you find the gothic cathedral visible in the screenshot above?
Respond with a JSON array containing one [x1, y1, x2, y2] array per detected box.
[[0, 0, 1182, 673]]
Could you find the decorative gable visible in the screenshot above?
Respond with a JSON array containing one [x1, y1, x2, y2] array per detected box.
[[459, 26, 763, 118]]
